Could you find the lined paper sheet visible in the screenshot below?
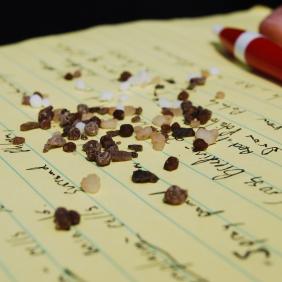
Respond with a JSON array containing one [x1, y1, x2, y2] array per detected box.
[[0, 6, 281, 282]]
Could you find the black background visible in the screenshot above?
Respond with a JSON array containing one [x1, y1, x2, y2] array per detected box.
[[1, 1, 280, 45]]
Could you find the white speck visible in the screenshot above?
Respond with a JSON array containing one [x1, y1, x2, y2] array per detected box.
[[186, 72, 201, 81], [41, 98, 50, 107], [209, 67, 220, 76], [75, 122, 86, 134], [118, 94, 129, 102], [171, 100, 182, 108], [158, 98, 171, 108], [29, 94, 42, 108], [128, 70, 151, 86], [75, 79, 86, 90], [120, 81, 131, 91], [116, 103, 124, 110], [100, 91, 113, 101]]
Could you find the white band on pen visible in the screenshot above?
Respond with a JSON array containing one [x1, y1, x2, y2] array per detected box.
[[234, 32, 262, 63]]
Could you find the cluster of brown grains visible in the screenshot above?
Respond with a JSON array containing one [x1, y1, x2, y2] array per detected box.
[[64, 70, 81, 80], [54, 207, 80, 231]]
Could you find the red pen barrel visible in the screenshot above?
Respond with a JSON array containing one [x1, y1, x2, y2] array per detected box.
[[217, 27, 282, 82], [245, 37, 282, 81]]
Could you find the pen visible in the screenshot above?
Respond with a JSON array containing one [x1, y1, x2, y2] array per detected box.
[[213, 26, 282, 81]]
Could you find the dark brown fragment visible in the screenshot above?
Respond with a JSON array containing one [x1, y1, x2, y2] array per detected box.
[[88, 116, 101, 128], [73, 70, 82, 78], [98, 107, 109, 115], [67, 210, 80, 225], [39, 119, 51, 130], [128, 144, 143, 152], [113, 109, 125, 120], [163, 185, 188, 205], [163, 157, 179, 171], [54, 207, 71, 230], [119, 124, 134, 137], [11, 136, 25, 145], [165, 78, 175, 84], [100, 135, 116, 149], [161, 124, 171, 134], [135, 107, 143, 115], [68, 127, 80, 140], [38, 106, 54, 123], [131, 116, 141, 123], [20, 122, 40, 131], [21, 95, 30, 105], [177, 91, 189, 101], [131, 152, 138, 158], [172, 127, 195, 139], [111, 151, 132, 162], [193, 138, 208, 152], [84, 121, 98, 136], [131, 169, 159, 183], [96, 151, 112, 166], [63, 142, 76, 152], [82, 140, 101, 153], [161, 108, 174, 116], [64, 73, 73, 80], [118, 71, 132, 82], [155, 84, 165, 89]]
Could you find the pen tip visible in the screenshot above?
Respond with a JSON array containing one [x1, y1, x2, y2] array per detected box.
[[212, 24, 224, 35]]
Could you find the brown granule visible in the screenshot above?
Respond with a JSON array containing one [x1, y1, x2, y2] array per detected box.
[[163, 185, 188, 205]]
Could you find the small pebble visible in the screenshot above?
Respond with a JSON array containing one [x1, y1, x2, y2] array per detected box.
[[135, 107, 143, 115], [64, 73, 73, 80], [131, 115, 141, 123], [119, 124, 134, 137], [128, 144, 143, 152], [100, 119, 118, 130], [63, 142, 76, 152], [113, 109, 125, 120], [163, 157, 179, 171], [39, 119, 51, 130], [100, 135, 116, 149], [84, 121, 99, 136], [29, 94, 42, 108], [193, 138, 209, 152], [83, 140, 101, 153], [195, 128, 219, 145], [163, 185, 188, 205], [172, 127, 195, 139], [68, 127, 81, 140], [215, 91, 225, 99], [152, 115, 173, 127], [177, 91, 189, 101], [20, 121, 40, 131], [135, 126, 152, 141], [131, 169, 159, 183], [67, 210, 80, 225], [80, 174, 101, 194], [43, 132, 66, 153], [21, 95, 30, 105], [96, 151, 112, 166], [111, 151, 132, 162], [124, 106, 136, 116], [73, 70, 82, 78], [75, 122, 86, 134], [151, 132, 166, 151], [54, 207, 71, 230], [118, 71, 132, 82], [11, 136, 25, 145]]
